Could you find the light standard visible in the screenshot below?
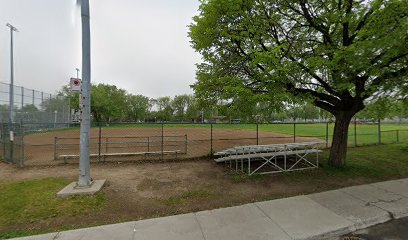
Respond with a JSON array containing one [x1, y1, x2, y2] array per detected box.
[[57, 0, 104, 197], [6, 23, 18, 163], [6, 23, 18, 129], [78, 0, 92, 187]]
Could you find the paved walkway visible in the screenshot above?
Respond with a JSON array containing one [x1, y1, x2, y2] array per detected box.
[[14, 178, 408, 240]]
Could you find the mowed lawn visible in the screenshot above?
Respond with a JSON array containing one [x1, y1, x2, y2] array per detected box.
[[0, 179, 105, 239], [258, 123, 408, 145], [1, 144, 408, 239]]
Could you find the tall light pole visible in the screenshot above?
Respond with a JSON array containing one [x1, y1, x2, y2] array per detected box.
[[6, 23, 18, 131], [78, 0, 92, 187], [58, 0, 105, 197]]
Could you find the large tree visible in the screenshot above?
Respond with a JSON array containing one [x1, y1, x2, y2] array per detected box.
[[126, 94, 150, 122], [152, 97, 174, 121], [91, 84, 128, 122], [189, 0, 408, 166], [172, 94, 192, 121]]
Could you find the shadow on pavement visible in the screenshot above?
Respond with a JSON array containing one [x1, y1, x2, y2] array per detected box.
[[342, 216, 408, 240]]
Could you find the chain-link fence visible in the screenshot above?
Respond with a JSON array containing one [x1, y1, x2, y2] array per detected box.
[[0, 81, 71, 166], [0, 82, 70, 124], [1, 121, 406, 167], [0, 121, 24, 166]]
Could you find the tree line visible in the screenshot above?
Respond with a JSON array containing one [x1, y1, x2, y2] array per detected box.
[[3, 83, 406, 124], [59, 83, 407, 124]]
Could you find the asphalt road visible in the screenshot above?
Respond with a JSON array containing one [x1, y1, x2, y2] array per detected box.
[[342, 217, 408, 240]]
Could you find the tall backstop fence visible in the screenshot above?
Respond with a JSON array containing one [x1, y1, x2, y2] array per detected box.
[[0, 81, 70, 124], [1, 121, 407, 167]]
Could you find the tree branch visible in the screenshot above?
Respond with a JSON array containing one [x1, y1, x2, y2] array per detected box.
[[314, 99, 336, 114], [295, 1, 333, 45], [286, 83, 341, 106], [365, 67, 408, 98], [287, 56, 338, 96], [342, 0, 353, 46], [349, 7, 375, 42]]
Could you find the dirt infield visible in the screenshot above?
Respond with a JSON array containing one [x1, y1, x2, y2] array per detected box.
[[23, 127, 318, 166]]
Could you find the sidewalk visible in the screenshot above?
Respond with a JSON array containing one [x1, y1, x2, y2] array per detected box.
[[14, 178, 408, 240]]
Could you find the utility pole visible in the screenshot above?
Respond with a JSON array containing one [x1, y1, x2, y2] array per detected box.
[[6, 23, 18, 132], [78, 0, 92, 187], [57, 0, 104, 197]]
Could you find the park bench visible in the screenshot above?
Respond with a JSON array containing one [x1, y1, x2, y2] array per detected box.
[[57, 150, 182, 162], [54, 135, 187, 162]]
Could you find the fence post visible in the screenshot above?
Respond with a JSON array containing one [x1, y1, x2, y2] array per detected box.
[[10, 128, 14, 164], [20, 119, 24, 167], [184, 134, 187, 154], [104, 137, 109, 162], [325, 122, 329, 148], [98, 125, 102, 162], [256, 123, 259, 145], [293, 123, 296, 143], [54, 137, 58, 161], [210, 123, 213, 154], [378, 119, 381, 144], [21, 87, 24, 109], [147, 136, 150, 152], [161, 123, 164, 160], [396, 130, 399, 143], [354, 117, 357, 147], [2, 122, 6, 161], [32, 89, 35, 105]]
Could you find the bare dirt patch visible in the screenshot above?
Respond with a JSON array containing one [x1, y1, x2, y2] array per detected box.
[[0, 157, 377, 236], [2, 144, 408, 238]]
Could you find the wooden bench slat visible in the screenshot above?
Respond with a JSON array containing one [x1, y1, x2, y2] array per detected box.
[[57, 150, 182, 160]]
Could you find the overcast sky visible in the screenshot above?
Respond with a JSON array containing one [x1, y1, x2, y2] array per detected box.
[[0, 0, 202, 98]]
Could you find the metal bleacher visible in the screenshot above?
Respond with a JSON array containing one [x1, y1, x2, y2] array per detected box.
[[214, 142, 323, 175]]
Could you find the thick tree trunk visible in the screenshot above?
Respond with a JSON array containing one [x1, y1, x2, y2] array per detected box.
[[329, 111, 354, 167]]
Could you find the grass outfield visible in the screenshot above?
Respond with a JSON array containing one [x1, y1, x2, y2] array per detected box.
[[257, 123, 408, 145]]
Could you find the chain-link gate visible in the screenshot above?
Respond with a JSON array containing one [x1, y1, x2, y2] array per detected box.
[[0, 121, 24, 166]]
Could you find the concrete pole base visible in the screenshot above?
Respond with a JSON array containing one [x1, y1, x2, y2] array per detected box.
[[57, 179, 106, 198]]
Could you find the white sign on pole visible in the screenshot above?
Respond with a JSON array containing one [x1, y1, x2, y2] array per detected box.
[[70, 78, 82, 92], [71, 109, 81, 123]]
